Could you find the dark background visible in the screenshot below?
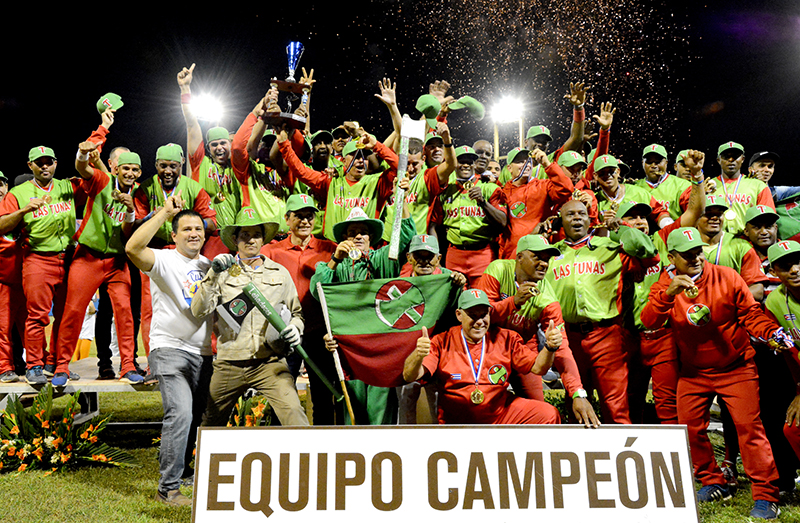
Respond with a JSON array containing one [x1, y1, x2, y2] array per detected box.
[[2, 1, 798, 185]]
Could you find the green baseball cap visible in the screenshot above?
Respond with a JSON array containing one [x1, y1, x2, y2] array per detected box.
[[717, 141, 745, 157], [667, 227, 708, 253], [332, 207, 384, 246], [447, 96, 485, 120], [744, 204, 779, 225], [409, 234, 439, 255], [454, 145, 478, 162], [116, 152, 141, 167], [0, 171, 7, 183], [285, 193, 319, 214], [617, 200, 652, 219], [96, 92, 123, 114], [342, 135, 375, 158], [424, 133, 444, 145], [558, 151, 587, 168], [593, 154, 619, 172], [506, 147, 530, 165], [310, 130, 334, 145], [705, 194, 729, 210], [156, 144, 184, 163], [642, 143, 667, 160], [220, 207, 280, 252], [28, 146, 56, 162], [526, 125, 552, 141], [458, 289, 491, 310], [516, 234, 560, 257], [675, 149, 691, 164], [206, 127, 230, 143], [415, 94, 441, 129], [768, 240, 800, 265]]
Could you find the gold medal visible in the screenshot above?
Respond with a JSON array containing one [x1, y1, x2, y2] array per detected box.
[[43, 195, 52, 204], [572, 189, 583, 200], [724, 209, 737, 221], [462, 181, 474, 191], [111, 189, 122, 200], [529, 283, 541, 297], [348, 249, 362, 260], [470, 388, 484, 405], [685, 286, 699, 299], [217, 191, 226, 202], [228, 264, 242, 277]]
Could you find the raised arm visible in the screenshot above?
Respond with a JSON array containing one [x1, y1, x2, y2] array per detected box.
[[126, 193, 183, 272], [560, 81, 589, 153], [435, 122, 456, 185], [677, 150, 707, 228], [374, 78, 402, 149], [178, 64, 203, 161]]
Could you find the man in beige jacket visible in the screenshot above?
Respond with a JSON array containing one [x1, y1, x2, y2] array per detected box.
[[191, 207, 308, 427]]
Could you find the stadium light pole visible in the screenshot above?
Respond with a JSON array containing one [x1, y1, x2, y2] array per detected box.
[[491, 97, 525, 162]]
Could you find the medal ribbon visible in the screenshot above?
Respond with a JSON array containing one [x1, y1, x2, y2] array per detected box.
[[460, 330, 485, 387], [720, 175, 742, 207], [714, 232, 724, 266]]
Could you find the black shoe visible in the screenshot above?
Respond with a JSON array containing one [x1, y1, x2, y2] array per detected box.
[[97, 366, 116, 380]]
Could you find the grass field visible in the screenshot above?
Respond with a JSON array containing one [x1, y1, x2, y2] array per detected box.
[[4, 390, 800, 522]]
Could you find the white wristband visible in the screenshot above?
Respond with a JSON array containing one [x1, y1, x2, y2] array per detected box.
[[125, 211, 135, 223], [77, 151, 89, 162]]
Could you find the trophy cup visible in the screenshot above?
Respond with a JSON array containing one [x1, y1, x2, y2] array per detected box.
[[263, 41, 311, 130]]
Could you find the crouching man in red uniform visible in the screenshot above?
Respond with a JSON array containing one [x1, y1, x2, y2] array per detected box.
[[403, 289, 561, 425], [642, 226, 790, 521]]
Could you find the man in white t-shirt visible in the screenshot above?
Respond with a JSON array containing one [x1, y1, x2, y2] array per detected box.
[[126, 192, 212, 507]]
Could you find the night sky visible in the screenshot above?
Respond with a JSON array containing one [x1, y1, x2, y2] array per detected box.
[[2, 1, 798, 185]]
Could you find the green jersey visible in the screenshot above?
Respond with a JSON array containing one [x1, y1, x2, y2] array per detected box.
[[634, 174, 691, 221], [73, 169, 131, 254], [190, 155, 241, 228], [439, 179, 506, 246], [709, 175, 772, 235], [133, 175, 212, 243], [3, 178, 79, 253]]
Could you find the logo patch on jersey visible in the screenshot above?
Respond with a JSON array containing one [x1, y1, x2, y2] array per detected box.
[[451, 373, 461, 380], [686, 303, 711, 327], [487, 364, 508, 385], [510, 202, 527, 218], [374, 280, 425, 329], [785, 314, 796, 321], [229, 299, 248, 317], [183, 269, 205, 305]]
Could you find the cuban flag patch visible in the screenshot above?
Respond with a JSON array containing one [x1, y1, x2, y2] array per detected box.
[[450, 373, 461, 380]]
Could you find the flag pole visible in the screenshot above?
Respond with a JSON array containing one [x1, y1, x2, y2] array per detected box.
[[242, 283, 342, 401], [316, 282, 357, 425]]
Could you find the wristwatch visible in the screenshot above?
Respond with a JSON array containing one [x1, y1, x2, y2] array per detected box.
[[572, 389, 588, 400]]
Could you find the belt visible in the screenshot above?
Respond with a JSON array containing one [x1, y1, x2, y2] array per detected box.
[[451, 241, 490, 251], [567, 317, 617, 334], [29, 250, 68, 259], [640, 327, 670, 341]]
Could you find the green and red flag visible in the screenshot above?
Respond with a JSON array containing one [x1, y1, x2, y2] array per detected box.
[[319, 273, 459, 387]]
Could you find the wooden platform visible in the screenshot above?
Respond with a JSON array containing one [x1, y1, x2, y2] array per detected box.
[[0, 356, 310, 425]]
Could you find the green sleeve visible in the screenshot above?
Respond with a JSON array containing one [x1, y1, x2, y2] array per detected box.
[[310, 261, 336, 301], [610, 225, 658, 259], [371, 217, 417, 278]]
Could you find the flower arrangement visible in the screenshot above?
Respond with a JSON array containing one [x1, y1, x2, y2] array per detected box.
[[228, 394, 272, 427], [0, 385, 138, 473]]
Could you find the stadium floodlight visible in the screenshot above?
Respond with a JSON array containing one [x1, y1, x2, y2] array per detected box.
[[491, 96, 526, 161], [191, 94, 224, 123]]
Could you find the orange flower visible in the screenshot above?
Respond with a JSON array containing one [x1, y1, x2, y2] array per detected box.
[[234, 415, 240, 425], [32, 447, 44, 460], [79, 430, 89, 440], [17, 463, 27, 472], [7, 448, 15, 456], [89, 436, 98, 444], [60, 453, 71, 463], [92, 454, 108, 462], [9, 426, 19, 436], [52, 437, 62, 449], [16, 448, 25, 458], [42, 421, 49, 429], [245, 415, 255, 427], [0, 461, 4, 470]]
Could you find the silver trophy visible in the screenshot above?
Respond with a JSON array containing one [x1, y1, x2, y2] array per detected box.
[[264, 41, 311, 129]]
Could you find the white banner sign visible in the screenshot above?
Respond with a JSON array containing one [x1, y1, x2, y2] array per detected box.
[[193, 425, 698, 522]]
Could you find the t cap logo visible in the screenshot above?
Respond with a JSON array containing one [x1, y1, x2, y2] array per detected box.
[[102, 98, 112, 108], [682, 229, 695, 241], [243, 208, 255, 219]]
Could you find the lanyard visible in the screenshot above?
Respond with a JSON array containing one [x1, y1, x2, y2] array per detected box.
[[720, 175, 742, 206], [460, 330, 485, 386]]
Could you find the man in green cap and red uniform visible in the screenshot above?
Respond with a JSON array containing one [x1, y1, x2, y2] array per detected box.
[[262, 194, 340, 424], [635, 143, 692, 221], [438, 145, 507, 287], [0, 146, 85, 384], [545, 198, 659, 423], [50, 139, 146, 385], [278, 126, 399, 242], [498, 147, 573, 259], [403, 288, 561, 425], [642, 226, 788, 520], [0, 172, 26, 383], [477, 234, 599, 427], [708, 141, 774, 236]]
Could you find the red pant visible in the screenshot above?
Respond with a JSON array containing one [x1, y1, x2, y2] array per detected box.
[[445, 244, 495, 288], [494, 396, 561, 424], [678, 359, 780, 502], [0, 283, 26, 374], [639, 330, 679, 424], [566, 321, 631, 423], [22, 252, 70, 368], [55, 247, 136, 375], [783, 422, 800, 462]]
